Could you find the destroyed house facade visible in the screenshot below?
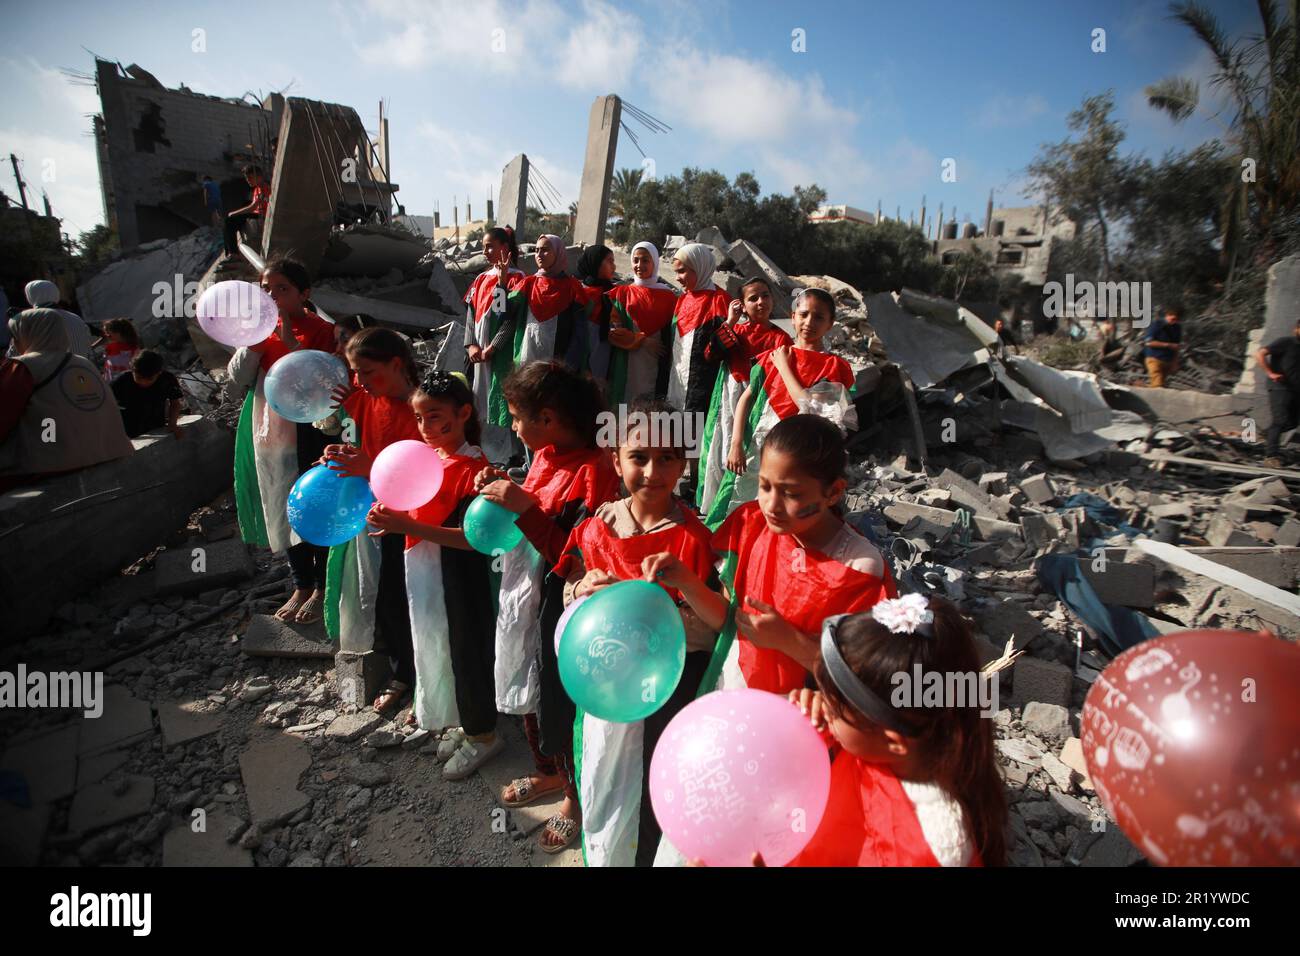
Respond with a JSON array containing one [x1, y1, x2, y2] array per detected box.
[[933, 205, 1076, 288], [93, 60, 396, 255]]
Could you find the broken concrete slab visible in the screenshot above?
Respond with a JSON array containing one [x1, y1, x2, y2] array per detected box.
[[1275, 518, 1300, 547], [241, 613, 335, 659], [1011, 656, 1074, 708], [973, 601, 1044, 648], [1077, 557, 1154, 608], [76, 750, 129, 790], [154, 538, 255, 597], [77, 685, 155, 757], [1133, 539, 1300, 618], [883, 500, 1021, 541], [497, 154, 529, 237], [1206, 515, 1263, 548], [239, 735, 312, 828], [311, 287, 457, 332], [995, 738, 1043, 768], [0, 723, 79, 804], [162, 811, 254, 867], [157, 700, 224, 748], [1040, 751, 1077, 793], [573, 95, 621, 247], [1019, 473, 1057, 505], [68, 774, 156, 834], [1079, 826, 1144, 867], [1059, 736, 1094, 790], [323, 711, 384, 742], [934, 468, 996, 518], [1020, 702, 1070, 739]]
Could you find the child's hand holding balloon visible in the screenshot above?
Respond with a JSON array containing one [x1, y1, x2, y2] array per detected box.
[[480, 478, 534, 515], [473, 464, 508, 492], [641, 552, 691, 590], [788, 688, 827, 732], [576, 569, 620, 598], [366, 503, 412, 537]]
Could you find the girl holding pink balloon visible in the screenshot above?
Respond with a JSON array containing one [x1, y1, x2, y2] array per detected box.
[[554, 397, 720, 867], [228, 259, 338, 626], [477, 360, 620, 853], [321, 328, 424, 717], [366, 371, 505, 778], [784, 594, 1006, 866]]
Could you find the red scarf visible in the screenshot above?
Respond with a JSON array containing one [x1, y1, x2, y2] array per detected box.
[[342, 390, 422, 462], [467, 270, 524, 322], [713, 501, 896, 695], [523, 444, 620, 518], [673, 288, 731, 337], [554, 504, 714, 601], [513, 274, 592, 323], [791, 752, 981, 867], [405, 449, 485, 550], [608, 285, 678, 337], [756, 348, 854, 418], [724, 321, 792, 381]]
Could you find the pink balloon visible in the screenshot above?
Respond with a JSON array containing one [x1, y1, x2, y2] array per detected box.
[[555, 593, 590, 654], [649, 688, 831, 866], [370, 440, 445, 510], [196, 280, 279, 347]]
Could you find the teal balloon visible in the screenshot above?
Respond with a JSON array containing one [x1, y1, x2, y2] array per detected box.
[[558, 580, 685, 723], [463, 495, 523, 555], [286, 464, 374, 546]]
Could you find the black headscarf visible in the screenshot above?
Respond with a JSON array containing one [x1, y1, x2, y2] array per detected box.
[[576, 244, 614, 290]]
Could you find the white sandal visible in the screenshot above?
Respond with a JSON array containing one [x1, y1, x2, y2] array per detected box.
[[435, 728, 467, 763], [442, 735, 504, 780], [539, 814, 580, 854]]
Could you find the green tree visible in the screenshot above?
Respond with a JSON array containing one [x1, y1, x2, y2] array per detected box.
[[609, 167, 644, 241], [1145, 0, 1300, 273], [1026, 92, 1137, 280]]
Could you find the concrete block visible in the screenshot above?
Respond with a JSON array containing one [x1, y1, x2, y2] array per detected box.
[[1019, 473, 1057, 505], [973, 601, 1043, 647], [1040, 751, 1077, 793], [334, 650, 392, 708], [323, 711, 384, 742], [1206, 515, 1262, 547], [1275, 518, 1300, 548], [241, 613, 335, 660], [1020, 701, 1070, 738], [498, 154, 529, 238], [883, 500, 1019, 542], [728, 239, 794, 314], [1221, 499, 1292, 523], [77, 685, 155, 757], [154, 539, 254, 597], [68, 774, 155, 834], [1077, 557, 1155, 608], [1058, 736, 1094, 790], [934, 468, 996, 518], [239, 735, 312, 828], [573, 95, 621, 247], [1011, 655, 1073, 708], [978, 472, 1009, 496], [1022, 512, 1069, 552]]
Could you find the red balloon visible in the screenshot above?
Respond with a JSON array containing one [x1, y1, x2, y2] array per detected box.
[[1081, 629, 1300, 866]]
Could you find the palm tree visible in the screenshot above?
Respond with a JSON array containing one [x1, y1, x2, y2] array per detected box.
[[609, 167, 645, 239], [1145, 1, 1300, 279]]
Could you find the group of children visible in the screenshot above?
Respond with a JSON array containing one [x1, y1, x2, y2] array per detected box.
[[230, 243, 1007, 867]]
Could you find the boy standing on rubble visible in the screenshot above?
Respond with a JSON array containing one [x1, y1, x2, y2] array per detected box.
[[1256, 318, 1300, 467], [221, 165, 270, 262], [1143, 305, 1183, 387]]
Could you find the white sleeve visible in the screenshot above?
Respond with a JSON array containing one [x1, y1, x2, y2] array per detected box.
[[797, 380, 858, 434]]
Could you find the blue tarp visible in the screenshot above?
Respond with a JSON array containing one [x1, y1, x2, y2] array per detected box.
[[1037, 553, 1160, 657]]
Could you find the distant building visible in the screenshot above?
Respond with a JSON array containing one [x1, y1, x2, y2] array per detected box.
[[809, 204, 875, 225], [93, 59, 396, 251], [931, 205, 1075, 287]]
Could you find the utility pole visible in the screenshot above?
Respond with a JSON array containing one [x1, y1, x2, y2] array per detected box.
[[10, 154, 29, 210], [42, 190, 52, 217]]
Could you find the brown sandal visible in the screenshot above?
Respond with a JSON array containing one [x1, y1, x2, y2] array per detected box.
[[500, 775, 564, 808], [372, 680, 410, 715]]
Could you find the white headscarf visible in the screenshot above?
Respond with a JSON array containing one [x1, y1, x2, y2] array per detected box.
[[673, 242, 715, 292], [630, 241, 670, 288], [9, 308, 71, 382], [25, 280, 60, 307], [536, 235, 569, 277]]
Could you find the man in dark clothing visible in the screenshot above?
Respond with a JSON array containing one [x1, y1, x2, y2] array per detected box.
[[111, 349, 184, 439], [1256, 319, 1300, 466], [1144, 306, 1183, 387], [202, 174, 223, 228]]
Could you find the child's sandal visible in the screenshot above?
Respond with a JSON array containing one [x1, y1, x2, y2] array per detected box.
[[539, 814, 580, 854], [500, 775, 563, 808]]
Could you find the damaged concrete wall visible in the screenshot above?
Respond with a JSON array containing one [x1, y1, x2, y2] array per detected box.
[[95, 59, 275, 250]]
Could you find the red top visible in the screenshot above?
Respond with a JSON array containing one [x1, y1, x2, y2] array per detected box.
[[790, 751, 982, 867], [754, 348, 854, 418], [249, 311, 336, 373], [343, 389, 422, 462], [405, 448, 486, 550], [673, 288, 731, 337], [712, 321, 793, 382], [466, 269, 525, 322], [250, 182, 271, 216], [555, 505, 714, 603], [607, 285, 678, 337], [514, 445, 621, 565], [712, 501, 896, 695]]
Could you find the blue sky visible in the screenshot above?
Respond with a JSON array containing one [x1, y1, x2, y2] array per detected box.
[[0, 0, 1252, 241]]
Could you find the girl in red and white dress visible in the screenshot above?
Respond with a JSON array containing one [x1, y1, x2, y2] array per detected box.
[[786, 592, 1007, 866]]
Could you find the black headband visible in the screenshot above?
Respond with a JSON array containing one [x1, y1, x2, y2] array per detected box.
[[819, 614, 920, 736]]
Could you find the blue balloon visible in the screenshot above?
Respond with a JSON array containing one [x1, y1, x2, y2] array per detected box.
[[286, 464, 374, 546], [265, 350, 349, 424]]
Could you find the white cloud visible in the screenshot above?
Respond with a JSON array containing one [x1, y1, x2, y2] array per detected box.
[[0, 126, 104, 236], [974, 92, 1049, 128], [557, 1, 640, 91], [410, 120, 579, 212]]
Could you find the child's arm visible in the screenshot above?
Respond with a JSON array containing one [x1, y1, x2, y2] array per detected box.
[[736, 596, 819, 670], [480, 478, 570, 566], [770, 345, 809, 406], [727, 385, 753, 474], [641, 553, 729, 633], [367, 504, 474, 550]]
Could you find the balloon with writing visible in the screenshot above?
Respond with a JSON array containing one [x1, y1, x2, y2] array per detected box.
[[463, 495, 523, 555], [1081, 629, 1300, 866], [558, 580, 684, 723], [196, 280, 278, 347], [649, 688, 831, 867], [286, 464, 374, 547], [370, 440, 445, 510], [555, 594, 590, 655], [264, 350, 349, 424]]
